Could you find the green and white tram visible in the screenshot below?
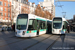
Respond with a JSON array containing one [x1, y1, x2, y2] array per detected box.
[[52, 17, 69, 34], [15, 14, 48, 37]]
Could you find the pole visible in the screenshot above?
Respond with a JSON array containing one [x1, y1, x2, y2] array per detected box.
[[62, 12, 66, 18]]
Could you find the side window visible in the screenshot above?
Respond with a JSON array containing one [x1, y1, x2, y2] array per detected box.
[[63, 21, 68, 29], [28, 19, 37, 30], [28, 20, 34, 30], [33, 20, 37, 30], [39, 21, 42, 29], [39, 21, 46, 29], [43, 22, 45, 29]]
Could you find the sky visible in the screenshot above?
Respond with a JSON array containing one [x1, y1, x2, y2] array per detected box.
[[29, 0, 75, 19]]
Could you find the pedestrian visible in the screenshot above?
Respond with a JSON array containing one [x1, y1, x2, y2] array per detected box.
[[67, 25, 70, 33]]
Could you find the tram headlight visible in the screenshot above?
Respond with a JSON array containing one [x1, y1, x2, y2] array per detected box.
[[23, 31, 26, 33], [22, 31, 26, 35], [59, 30, 61, 32]]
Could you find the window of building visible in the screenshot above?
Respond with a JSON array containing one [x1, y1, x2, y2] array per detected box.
[[32, 5, 34, 7], [8, 13, 10, 17], [8, 9, 10, 12], [12, 0, 14, 4], [5, 18, 6, 20], [5, 13, 6, 16], [0, 1, 3, 6], [8, 4, 10, 7], [5, 3, 6, 6], [5, 8, 6, 11]]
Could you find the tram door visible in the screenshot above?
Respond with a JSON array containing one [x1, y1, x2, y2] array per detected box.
[[47, 22, 52, 34], [37, 20, 40, 35]]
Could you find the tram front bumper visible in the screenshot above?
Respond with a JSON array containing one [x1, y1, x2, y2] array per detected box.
[[15, 30, 26, 37], [16, 33, 24, 37]]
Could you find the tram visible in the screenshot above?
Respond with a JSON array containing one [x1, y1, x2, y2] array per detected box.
[[15, 14, 52, 37], [52, 17, 69, 34]]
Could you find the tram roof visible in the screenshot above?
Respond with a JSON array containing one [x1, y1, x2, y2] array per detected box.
[[18, 14, 51, 21], [47, 19, 52, 22], [53, 17, 66, 21], [28, 14, 48, 21]]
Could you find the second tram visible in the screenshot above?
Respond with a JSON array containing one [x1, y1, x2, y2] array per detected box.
[[52, 17, 69, 34]]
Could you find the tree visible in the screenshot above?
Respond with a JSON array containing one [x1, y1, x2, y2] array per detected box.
[[35, 4, 44, 17], [34, 4, 54, 20], [44, 10, 53, 20], [11, 5, 19, 25]]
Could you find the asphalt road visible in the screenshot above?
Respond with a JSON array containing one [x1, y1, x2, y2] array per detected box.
[[0, 31, 75, 50]]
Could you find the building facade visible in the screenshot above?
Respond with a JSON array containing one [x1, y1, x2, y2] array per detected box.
[[0, 0, 55, 25], [21, 3, 30, 14], [39, 0, 55, 16], [0, 0, 11, 25], [29, 2, 36, 14], [10, 0, 29, 24], [0, 0, 30, 25]]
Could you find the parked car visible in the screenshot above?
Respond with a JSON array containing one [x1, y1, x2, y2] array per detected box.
[[1, 27, 7, 31], [7, 27, 12, 31], [0, 25, 12, 31], [0, 25, 7, 31]]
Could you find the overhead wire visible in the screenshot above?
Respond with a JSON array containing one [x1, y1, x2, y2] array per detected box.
[[58, 0, 64, 12], [55, 0, 62, 16]]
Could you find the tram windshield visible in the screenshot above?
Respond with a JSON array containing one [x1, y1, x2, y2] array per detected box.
[[16, 14, 28, 30], [53, 18, 62, 29]]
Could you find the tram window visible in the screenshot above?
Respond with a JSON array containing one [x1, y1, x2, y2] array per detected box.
[[33, 20, 37, 30], [41, 23, 44, 29], [43, 22, 45, 29], [63, 21, 68, 29], [29, 20, 33, 25], [39, 21, 46, 29], [28, 19, 37, 30], [28, 20, 34, 30]]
